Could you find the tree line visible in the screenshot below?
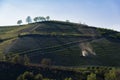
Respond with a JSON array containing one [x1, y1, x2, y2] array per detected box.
[[17, 16, 50, 25], [0, 53, 118, 80]]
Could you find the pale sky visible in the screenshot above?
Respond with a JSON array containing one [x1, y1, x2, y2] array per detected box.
[[0, 0, 120, 31]]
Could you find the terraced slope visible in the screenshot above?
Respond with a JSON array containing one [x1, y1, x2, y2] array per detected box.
[[0, 21, 120, 66]]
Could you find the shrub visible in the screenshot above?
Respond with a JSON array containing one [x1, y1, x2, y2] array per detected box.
[[34, 74, 43, 80], [104, 69, 117, 80], [87, 73, 97, 80], [41, 58, 51, 66]]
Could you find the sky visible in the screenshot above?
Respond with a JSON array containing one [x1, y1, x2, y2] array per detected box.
[[0, 0, 120, 31]]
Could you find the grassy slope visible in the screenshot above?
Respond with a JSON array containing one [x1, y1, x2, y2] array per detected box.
[[0, 21, 120, 66]]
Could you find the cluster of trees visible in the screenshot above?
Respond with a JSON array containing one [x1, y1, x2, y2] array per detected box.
[[0, 53, 118, 80], [16, 69, 117, 80], [16, 65, 118, 80], [17, 71, 43, 80], [6, 54, 30, 65], [86, 67, 117, 80], [34, 16, 50, 22], [17, 16, 50, 25], [6, 53, 52, 66], [104, 69, 117, 80]]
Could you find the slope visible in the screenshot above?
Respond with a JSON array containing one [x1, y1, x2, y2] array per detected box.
[[0, 21, 120, 66]]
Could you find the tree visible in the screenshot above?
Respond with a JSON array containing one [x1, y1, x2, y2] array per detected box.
[[104, 69, 117, 80], [0, 52, 6, 61], [41, 58, 51, 66], [66, 20, 70, 22], [11, 54, 22, 64], [23, 55, 30, 65], [34, 74, 43, 80], [87, 73, 97, 80], [17, 20, 22, 25], [46, 16, 50, 21], [39, 16, 46, 21], [26, 16, 32, 24], [17, 74, 24, 80], [34, 17, 39, 22], [22, 71, 34, 80]]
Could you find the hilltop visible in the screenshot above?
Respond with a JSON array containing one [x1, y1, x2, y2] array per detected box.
[[0, 21, 120, 66]]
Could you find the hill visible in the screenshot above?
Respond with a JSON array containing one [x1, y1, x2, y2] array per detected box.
[[0, 21, 120, 66]]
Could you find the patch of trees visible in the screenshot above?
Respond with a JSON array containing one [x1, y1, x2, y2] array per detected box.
[[0, 53, 119, 80], [34, 16, 50, 22], [5, 54, 30, 65], [17, 71, 44, 80], [16, 67, 118, 80], [0, 60, 119, 80], [17, 16, 50, 25]]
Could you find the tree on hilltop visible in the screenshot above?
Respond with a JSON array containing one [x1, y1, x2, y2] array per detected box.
[[26, 16, 32, 24], [34, 17, 39, 22], [17, 20, 22, 25], [46, 16, 50, 21]]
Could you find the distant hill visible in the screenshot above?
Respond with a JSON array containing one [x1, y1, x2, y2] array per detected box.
[[0, 21, 120, 66]]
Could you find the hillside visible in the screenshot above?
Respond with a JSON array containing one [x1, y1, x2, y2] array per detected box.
[[0, 21, 120, 66]]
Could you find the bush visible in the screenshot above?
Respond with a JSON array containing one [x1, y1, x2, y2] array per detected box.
[[17, 71, 43, 80], [41, 58, 51, 66], [23, 55, 30, 65], [87, 73, 97, 80], [11, 54, 22, 64], [104, 69, 117, 80], [34, 74, 43, 80], [64, 77, 72, 80]]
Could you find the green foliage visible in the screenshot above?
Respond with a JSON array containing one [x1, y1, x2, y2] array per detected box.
[[34, 74, 43, 80], [10, 54, 30, 65], [64, 77, 72, 80], [34, 16, 50, 22], [11, 54, 22, 64], [0, 52, 6, 61], [17, 71, 43, 80], [41, 58, 51, 66], [87, 73, 97, 80], [17, 71, 34, 80], [23, 55, 30, 65], [34, 17, 39, 22], [22, 71, 34, 80], [104, 69, 117, 80]]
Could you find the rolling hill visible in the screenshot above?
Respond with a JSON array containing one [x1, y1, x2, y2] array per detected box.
[[0, 21, 120, 66]]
